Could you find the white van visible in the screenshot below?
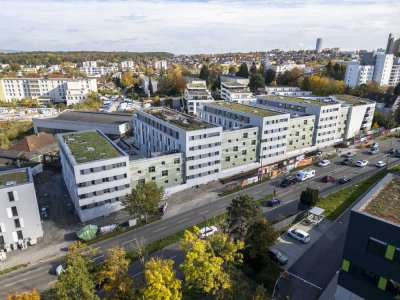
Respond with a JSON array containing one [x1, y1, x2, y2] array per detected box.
[[296, 169, 316, 181]]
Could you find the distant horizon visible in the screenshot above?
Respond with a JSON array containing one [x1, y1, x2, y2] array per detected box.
[[1, 0, 399, 54]]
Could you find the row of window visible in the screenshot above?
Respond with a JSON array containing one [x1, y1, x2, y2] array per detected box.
[[261, 151, 285, 158], [319, 116, 338, 122], [261, 135, 287, 142], [317, 130, 335, 136], [79, 162, 127, 175], [189, 142, 221, 151], [80, 196, 124, 210], [265, 118, 288, 125], [264, 127, 288, 134], [262, 143, 286, 150], [225, 156, 254, 162], [321, 108, 339, 113], [189, 160, 221, 170], [187, 151, 220, 161], [189, 132, 220, 140], [78, 174, 127, 188], [186, 169, 219, 180], [78, 184, 129, 199]]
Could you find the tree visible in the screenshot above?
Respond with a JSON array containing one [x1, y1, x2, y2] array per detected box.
[[394, 82, 400, 96], [228, 65, 238, 76], [180, 227, 231, 295], [250, 62, 257, 75], [6, 289, 40, 300], [300, 187, 319, 207], [0, 133, 9, 149], [53, 242, 99, 300], [249, 73, 265, 93], [236, 63, 249, 78], [226, 194, 262, 240], [372, 122, 380, 130], [253, 284, 268, 300], [264, 69, 276, 85], [199, 65, 210, 86], [276, 68, 303, 86], [96, 247, 134, 300], [245, 219, 278, 260], [120, 71, 133, 88], [122, 181, 164, 222], [211, 74, 221, 92], [141, 257, 182, 300], [148, 77, 154, 95]]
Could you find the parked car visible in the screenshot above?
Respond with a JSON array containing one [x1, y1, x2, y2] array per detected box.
[[341, 158, 353, 165], [339, 176, 352, 184], [368, 148, 380, 155], [343, 152, 356, 158], [370, 142, 379, 149], [158, 203, 168, 216], [318, 160, 331, 167], [375, 161, 387, 167], [40, 205, 49, 219], [287, 228, 310, 243], [198, 226, 218, 239], [268, 248, 288, 265], [280, 176, 297, 187], [296, 169, 316, 181], [322, 175, 335, 183], [355, 160, 369, 167], [266, 198, 281, 207], [56, 264, 66, 276]]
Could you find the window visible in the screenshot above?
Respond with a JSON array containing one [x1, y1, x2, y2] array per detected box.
[[367, 237, 387, 257], [17, 230, 23, 240], [149, 166, 155, 173], [11, 206, 18, 217], [8, 191, 15, 202], [242, 150, 247, 155], [14, 219, 21, 228], [151, 177, 156, 181], [233, 146, 238, 152], [161, 161, 165, 165], [251, 140, 256, 145], [174, 158, 180, 164], [243, 133, 248, 138], [225, 157, 230, 162], [0, 236, 4, 245], [138, 179, 145, 185], [162, 170, 168, 176]]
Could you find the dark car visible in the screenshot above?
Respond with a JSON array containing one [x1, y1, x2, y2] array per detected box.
[[341, 158, 353, 165], [266, 198, 281, 207], [268, 248, 288, 265], [280, 176, 297, 187], [322, 175, 335, 183], [343, 152, 356, 158], [339, 176, 351, 184], [158, 203, 168, 216]]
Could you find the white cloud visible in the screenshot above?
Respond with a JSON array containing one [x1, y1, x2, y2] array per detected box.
[[0, 0, 399, 53]]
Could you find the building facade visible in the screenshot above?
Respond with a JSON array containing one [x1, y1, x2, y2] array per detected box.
[[220, 81, 256, 104], [0, 168, 43, 250], [57, 130, 131, 222], [386, 33, 400, 55], [265, 86, 312, 97], [184, 82, 214, 115]]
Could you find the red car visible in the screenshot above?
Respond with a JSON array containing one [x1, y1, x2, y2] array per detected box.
[[322, 175, 335, 183]]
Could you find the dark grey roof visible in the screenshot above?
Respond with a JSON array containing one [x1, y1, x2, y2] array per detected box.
[[49, 111, 132, 125]]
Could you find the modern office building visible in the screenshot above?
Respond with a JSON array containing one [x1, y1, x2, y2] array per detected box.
[[337, 173, 400, 300], [0, 78, 97, 103], [220, 81, 257, 104], [386, 33, 400, 55], [184, 82, 214, 115], [57, 130, 131, 222], [316, 38, 323, 53], [199, 101, 290, 165], [265, 86, 312, 97], [33, 110, 132, 138], [287, 115, 316, 152], [0, 168, 43, 250], [133, 107, 223, 186]]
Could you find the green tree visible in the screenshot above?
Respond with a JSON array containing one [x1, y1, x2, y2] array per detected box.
[[0, 133, 10, 149], [250, 62, 258, 75], [394, 82, 400, 95], [300, 187, 319, 207], [245, 219, 278, 260], [120, 71, 133, 88], [96, 247, 134, 300], [236, 63, 249, 78], [53, 242, 99, 300], [141, 257, 182, 300], [249, 73, 265, 93], [276, 68, 303, 86], [253, 284, 268, 300], [199, 65, 210, 86], [122, 181, 164, 222], [226, 194, 262, 240], [264, 69, 276, 85], [211, 74, 221, 92], [228, 65, 238, 76]]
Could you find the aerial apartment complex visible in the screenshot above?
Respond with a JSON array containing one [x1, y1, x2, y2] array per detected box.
[[0, 78, 97, 105], [337, 173, 400, 300], [183, 81, 214, 115], [0, 168, 43, 251]]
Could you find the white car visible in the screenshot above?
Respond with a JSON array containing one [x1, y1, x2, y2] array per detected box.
[[375, 161, 387, 167], [287, 228, 310, 243], [318, 160, 331, 167], [198, 226, 218, 239], [355, 160, 369, 167], [56, 264, 66, 276]]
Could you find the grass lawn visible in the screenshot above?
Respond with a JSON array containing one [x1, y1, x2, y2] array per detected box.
[[318, 164, 400, 221]]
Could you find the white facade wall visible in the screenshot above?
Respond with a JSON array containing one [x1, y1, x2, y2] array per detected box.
[[82, 61, 97, 68], [344, 104, 375, 139], [120, 61, 134, 69], [154, 60, 167, 70], [344, 62, 374, 87], [373, 53, 393, 86], [220, 83, 256, 104], [80, 66, 117, 76], [389, 59, 400, 87], [0, 168, 43, 249]]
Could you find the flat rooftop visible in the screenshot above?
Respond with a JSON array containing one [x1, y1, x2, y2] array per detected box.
[[0, 169, 29, 189], [222, 81, 246, 88], [208, 101, 281, 117], [186, 90, 210, 96], [187, 83, 207, 89], [333, 94, 373, 106], [260, 94, 333, 106], [62, 131, 122, 163], [145, 108, 215, 131], [362, 176, 400, 225], [41, 110, 132, 126]]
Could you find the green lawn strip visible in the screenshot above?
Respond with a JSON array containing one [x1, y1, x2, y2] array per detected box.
[[0, 263, 29, 276], [318, 165, 400, 221]]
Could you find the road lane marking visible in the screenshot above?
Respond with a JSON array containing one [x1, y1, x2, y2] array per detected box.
[[153, 226, 167, 233], [169, 255, 177, 259], [198, 210, 209, 215], [177, 218, 189, 224], [218, 203, 229, 208], [253, 191, 262, 194], [122, 238, 136, 246], [132, 271, 144, 278], [93, 255, 104, 261], [3, 275, 39, 287]]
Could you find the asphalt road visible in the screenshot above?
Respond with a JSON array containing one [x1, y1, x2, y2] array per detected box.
[[0, 138, 399, 298]]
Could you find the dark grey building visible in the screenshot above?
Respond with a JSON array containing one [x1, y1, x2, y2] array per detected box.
[[336, 173, 400, 300]]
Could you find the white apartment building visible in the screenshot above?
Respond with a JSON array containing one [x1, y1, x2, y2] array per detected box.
[[153, 60, 167, 70], [141, 76, 158, 95], [373, 53, 393, 85], [0, 78, 97, 104], [184, 83, 214, 115], [220, 81, 257, 104], [120, 61, 134, 70], [198, 102, 290, 166], [134, 108, 223, 186], [82, 61, 98, 68], [389, 57, 400, 87], [57, 130, 131, 222], [265, 86, 313, 97], [80, 66, 118, 76], [0, 168, 43, 251], [344, 62, 374, 87]]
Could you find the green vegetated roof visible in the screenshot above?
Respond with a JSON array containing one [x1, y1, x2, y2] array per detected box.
[[333, 94, 371, 106], [63, 131, 121, 163], [363, 177, 400, 225], [147, 108, 215, 131], [263, 94, 332, 106], [211, 101, 280, 117], [0, 170, 28, 188]]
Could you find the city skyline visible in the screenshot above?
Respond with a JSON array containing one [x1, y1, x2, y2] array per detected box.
[[1, 0, 399, 54]]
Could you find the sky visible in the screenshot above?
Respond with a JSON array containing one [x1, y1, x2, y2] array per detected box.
[[0, 0, 399, 54]]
